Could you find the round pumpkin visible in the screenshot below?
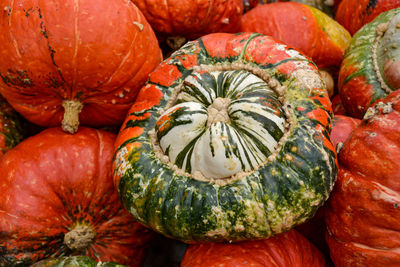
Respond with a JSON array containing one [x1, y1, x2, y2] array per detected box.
[[113, 32, 337, 243], [181, 229, 327, 266], [325, 90, 400, 266], [338, 8, 400, 118], [0, 0, 162, 133], [0, 127, 152, 266], [0, 95, 25, 156], [336, 0, 400, 35], [31, 256, 127, 267], [240, 2, 351, 69], [131, 0, 243, 41]]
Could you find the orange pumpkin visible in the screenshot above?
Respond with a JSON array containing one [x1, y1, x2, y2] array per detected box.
[[0, 0, 162, 133]]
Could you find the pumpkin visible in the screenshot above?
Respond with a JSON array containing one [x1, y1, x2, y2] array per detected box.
[[0, 0, 162, 134], [248, 0, 335, 16], [338, 8, 400, 118], [330, 114, 360, 151], [181, 229, 327, 266], [131, 0, 243, 45], [0, 95, 25, 155], [325, 90, 400, 266], [31, 256, 127, 267], [336, 0, 400, 35], [0, 127, 152, 266], [113, 32, 337, 243], [240, 2, 351, 69]]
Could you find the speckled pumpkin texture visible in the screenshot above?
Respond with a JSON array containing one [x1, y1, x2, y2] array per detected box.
[[113, 32, 337, 243]]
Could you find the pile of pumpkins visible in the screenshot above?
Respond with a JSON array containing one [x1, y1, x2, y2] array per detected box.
[[0, 0, 399, 266]]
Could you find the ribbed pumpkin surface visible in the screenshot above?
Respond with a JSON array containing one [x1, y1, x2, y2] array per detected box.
[[326, 90, 400, 266], [0, 128, 152, 266], [31, 256, 128, 267]]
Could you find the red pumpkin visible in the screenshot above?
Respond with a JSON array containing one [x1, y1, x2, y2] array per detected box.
[[0, 0, 162, 133], [336, 0, 400, 35], [240, 2, 351, 68], [181, 230, 327, 266], [330, 114, 361, 148], [325, 90, 400, 266], [132, 0, 243, 41], [0, 127, 152, 266]]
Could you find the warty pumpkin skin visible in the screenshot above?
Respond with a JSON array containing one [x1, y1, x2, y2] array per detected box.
[[325, 90, 400, 266], [0, 0, 162, 134], [245, 0, 335, 16], [31, 255, 128, 267], [0, 127, 152, 266], [338, 8, 400, 118], [181, 229, 327, 267], [336, 0, 400, 35], [113, 32, 337, 243], [240, 2, 351, 69], [131, 0, 243, 41]]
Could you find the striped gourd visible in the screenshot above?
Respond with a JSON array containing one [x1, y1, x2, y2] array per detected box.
[[113, 32, 337, 243]]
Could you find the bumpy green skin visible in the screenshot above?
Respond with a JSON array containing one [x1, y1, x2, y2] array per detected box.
[[31, 256, 128, 267], [338, 8, 400, 117], [114, 33, 337, 243]]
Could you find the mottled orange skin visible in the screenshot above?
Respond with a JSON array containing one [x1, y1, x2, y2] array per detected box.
[[240, 2, 349, 68], [330, 115, 361, 148], [336, 0, 400, 35], [181, 230, 327, 267], [131, 0, 243, 39], [325, 90, 400, 266], [0, 127, 152, 266], [0, 0, 162, 128]]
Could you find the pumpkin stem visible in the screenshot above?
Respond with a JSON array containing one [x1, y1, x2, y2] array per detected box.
[[62, 100, 83, 134], [206, 97, 231, 127], [64, 224, 95, 251]]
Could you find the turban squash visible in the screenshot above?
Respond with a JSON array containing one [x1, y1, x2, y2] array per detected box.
[[31, 256, 127, 267], [113, 32, 338, 243], [0, 128, 152, 266], [325, 90, 400, 266], [0, 0, 162, 133], [339, 8, 400, 118]]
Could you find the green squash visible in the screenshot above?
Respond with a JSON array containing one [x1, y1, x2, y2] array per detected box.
[[113, 32, 337, 243], [31, 256, 127, 267]]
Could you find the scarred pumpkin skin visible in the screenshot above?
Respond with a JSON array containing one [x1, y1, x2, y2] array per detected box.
[[113, 32, 337, 243], [240, 2, 351, 69], [131, 0, 243, 40], [0, 0, 162, 133], [0, 128, 152, 266], [336, 0, 400, 35], [31, 256, 128, 267], [181, 230, 327, 266], [325, 90, 400, 266], [0, 95, 25, 156], [338, 8, 400, 118]]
